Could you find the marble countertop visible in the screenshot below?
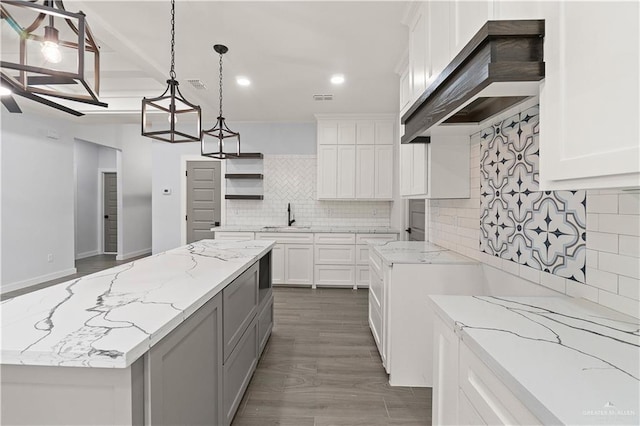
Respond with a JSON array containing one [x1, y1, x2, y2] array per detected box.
[[429, 295, 640, 425], [370, 241, 477, 265], [212, 225, 400, 234], [0, 240, 275, 369]]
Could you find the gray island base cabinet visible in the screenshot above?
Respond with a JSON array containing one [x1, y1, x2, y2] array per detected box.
[[0, 244, 274, 426]]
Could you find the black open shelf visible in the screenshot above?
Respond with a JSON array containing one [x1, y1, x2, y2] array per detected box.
[[231, 153, 263, 159], [225, 173, 264, 179], [225, 195, 264, 200]]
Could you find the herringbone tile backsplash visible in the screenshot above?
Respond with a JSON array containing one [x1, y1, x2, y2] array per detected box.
[[226, 155, 391, 227]]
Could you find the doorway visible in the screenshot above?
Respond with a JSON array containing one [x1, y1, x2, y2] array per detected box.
[[406, 199, 425, 241], [186, 161, 222, 244], [103, 172, 118, 253]]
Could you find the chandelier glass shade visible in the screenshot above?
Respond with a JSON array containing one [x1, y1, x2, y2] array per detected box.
[[0, 0, 106, 116], [141, 0, 201, 143]]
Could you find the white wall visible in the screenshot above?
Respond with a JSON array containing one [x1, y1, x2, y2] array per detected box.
[[98, 145, 117, 169], [74, 139, 100, 259], [1, 111, 76, 291]]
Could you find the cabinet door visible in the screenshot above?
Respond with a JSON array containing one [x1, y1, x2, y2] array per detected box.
[[399, 144, 413, 196], [338, 122, 356, 145], [539, 1, 640, 189], [411, 143, 427, 196], [356, 121, 375, 144], [374, 121, 394, 145], [147, 293, 223, 426], [284, 244, 314, 285], [314, 244, 356, 265], [449, 1, 494, 57], [271, 244, 284, 284], [409, 4, 428, 100], [428, 1, 451, 83], [356, 145, 375, 199], [317, 145, 337, 199], [399, 65, 411, 114], [223, 319, 258, 426], [375, 145, 393, 199], [318, 121, 338, 145], [432, 314, 460, 426], [314, 265, 355, 287], [336, 145, 356, 199]]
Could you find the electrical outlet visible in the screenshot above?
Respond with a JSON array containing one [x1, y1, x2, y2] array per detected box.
[[47, 254, 53, 263], [327, 208, 332, 217], [372, 209, 378, 217]]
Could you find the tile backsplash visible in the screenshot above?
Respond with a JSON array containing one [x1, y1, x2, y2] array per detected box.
[[429, 106, 639, 318], [226, 155, 391, 228]]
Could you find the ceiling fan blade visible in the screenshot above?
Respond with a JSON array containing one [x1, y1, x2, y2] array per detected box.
[[27, 76, 78, 86], [1, 95, 22, 113]]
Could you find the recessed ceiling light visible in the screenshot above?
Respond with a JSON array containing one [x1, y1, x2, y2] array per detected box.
[[0, 86, 12, 96], [236, 77, 251, 86], [330, 74, 345, 85]]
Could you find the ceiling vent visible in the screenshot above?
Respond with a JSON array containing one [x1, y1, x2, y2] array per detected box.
[[313, 94, 333, 101], [186, 79, 207, 90]]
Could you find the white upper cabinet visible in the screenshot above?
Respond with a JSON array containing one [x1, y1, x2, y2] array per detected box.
[[317, 115, 395, 200], [408, 3, 429, 102], [539, 1, 640, 189], [493, 0, 542, 20], [399, 65, 411, 115], [449, 0, 494, 57], [427, 1, 451, 85]]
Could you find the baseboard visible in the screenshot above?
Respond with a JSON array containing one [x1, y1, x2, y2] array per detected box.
[[75, 250, 99, 260], [116, 248, 152, 261], [1, 268, 78, 295]]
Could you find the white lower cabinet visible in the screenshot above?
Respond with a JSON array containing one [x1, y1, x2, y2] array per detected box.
[[355, 265, 369, 287], [314, 265, 356, 287], [284, 245, 314, 285], [433, 313, 542, 425], [314, 233, 356, 288], [270, 244, 285, 284]]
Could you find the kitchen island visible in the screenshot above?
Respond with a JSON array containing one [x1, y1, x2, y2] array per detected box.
[[1, 239, 275, 425], [430, 295, 640, 425]]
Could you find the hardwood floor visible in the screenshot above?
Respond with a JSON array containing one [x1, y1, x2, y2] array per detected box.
[[1, 253, 150, 300], [232, 287, 432, 426]]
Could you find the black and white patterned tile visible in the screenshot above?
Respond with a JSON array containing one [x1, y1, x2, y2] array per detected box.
[[480, 106, 587, 283]]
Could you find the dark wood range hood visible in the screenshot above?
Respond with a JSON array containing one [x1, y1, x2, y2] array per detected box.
[[401, 20, 545, 144]]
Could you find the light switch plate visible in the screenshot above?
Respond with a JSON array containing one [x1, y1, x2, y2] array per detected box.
[[162, 188, 172, 195]]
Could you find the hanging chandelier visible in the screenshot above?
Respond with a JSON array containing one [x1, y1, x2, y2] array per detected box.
[[0, 0, 107, 116], [141, 0, 201, 143], [201, 44, 240, 159]]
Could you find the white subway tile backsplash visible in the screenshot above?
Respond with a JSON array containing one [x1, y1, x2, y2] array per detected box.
[[619, 235, 640, 257], [586, 249, 599, 269], [586, 214, 599, 231], [619, 276, 640, 301], [598, 252, 640, 279], [586, 194, 618, 214], [566, 281, 599, 303], [540, 272, 567, 293], [585, 267, 618, 293], [586, 231, 618, 254], [519, 265, 540, 284], [619, 193, 640, 215], [502, 258, 520, 276], [598, 213, 640, 236]]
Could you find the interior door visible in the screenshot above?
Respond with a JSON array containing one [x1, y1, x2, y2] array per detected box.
[[187, 161, 221, 244], [103, 172, 118, 253], [407, 199, 425, 241]]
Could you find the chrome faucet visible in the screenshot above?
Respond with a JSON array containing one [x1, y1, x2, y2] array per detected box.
[[287, 203, 296, 226]]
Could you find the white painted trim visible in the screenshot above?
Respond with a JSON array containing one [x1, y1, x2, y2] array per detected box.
[[180, 156, 226, 246], [1, 268, 78, 295], [76, 250, 100, 260], [116, 247, 151, 261], [97, 168, 117, 255], [115, 151, 124, 260]]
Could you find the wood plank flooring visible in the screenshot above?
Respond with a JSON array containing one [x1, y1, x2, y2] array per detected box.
[[231, 287, 432, 426]]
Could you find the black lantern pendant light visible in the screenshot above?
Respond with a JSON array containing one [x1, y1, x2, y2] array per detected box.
[[0, 0, 107, 116], [201, 44, 240, 159], [141, 0, 201, 143]]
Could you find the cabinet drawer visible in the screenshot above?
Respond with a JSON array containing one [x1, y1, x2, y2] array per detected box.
[[223, 318, 258, 426], [356, 245, 370, 265], [215, 232, 255, 241], [257, 294, 273, 357], [369, 250, 383, 276], [314, 233, 356, 245], [459, 343, 541, 425], [314, 244, 356, 265], [356, 265, 369, 287], [222, 262, 258, 362], [314, 265, 355, 287], [355, 233, 398, 245], [255, 232, 313, 244], [369, 267, 383, 308]]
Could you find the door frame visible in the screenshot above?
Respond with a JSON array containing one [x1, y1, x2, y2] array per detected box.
[[180, 156, 226, 246], [98, 168, 119, 254], [403, 198, 429, 242]]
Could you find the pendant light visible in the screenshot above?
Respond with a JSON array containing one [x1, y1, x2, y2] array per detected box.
[[201, 45, 240, 159], [141, 0, 201, 143], [0, 0, 107, 116]]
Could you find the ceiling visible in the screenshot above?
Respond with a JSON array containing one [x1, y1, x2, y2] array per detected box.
[[2, 1, 410, 122]]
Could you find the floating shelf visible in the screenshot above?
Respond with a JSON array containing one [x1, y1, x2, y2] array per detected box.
[[225, 195, 264, 200], [231, 153, 263, 159], [225, 173, 264, 179]]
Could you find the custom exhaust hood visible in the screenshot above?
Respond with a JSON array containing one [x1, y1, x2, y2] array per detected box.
[[401, 20, 545, 144]]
